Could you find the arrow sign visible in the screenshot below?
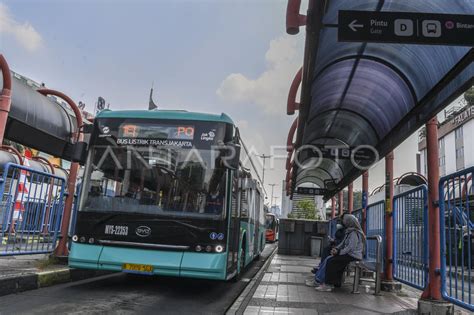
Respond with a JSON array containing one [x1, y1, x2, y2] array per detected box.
[[349, 20, 364, 32], [338, 10, 474, 46]]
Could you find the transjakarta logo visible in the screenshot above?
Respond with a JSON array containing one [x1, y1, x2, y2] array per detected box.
[[201, 130, 216, 141], [135, 226, 151, 237]]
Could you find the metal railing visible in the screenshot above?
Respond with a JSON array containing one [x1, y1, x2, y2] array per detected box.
[[0, 163, 66, 256], [352, 235, 383, 295], [365, 201, 385, 266], [393, 185, 429, 290], [439, 166, 474, 311]]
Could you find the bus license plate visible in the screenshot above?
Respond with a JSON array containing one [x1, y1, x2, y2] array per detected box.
[[122, 263, 154, 275]]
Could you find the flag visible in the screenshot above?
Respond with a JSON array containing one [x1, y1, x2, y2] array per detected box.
[[149, 86, 157, 110]]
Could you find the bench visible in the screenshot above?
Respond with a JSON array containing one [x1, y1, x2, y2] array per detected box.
[[350, 235, 383, 295]]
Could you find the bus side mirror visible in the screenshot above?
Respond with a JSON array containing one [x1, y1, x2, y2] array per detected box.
[[71, 141, 88, 164], [221, 143, 241, 170]]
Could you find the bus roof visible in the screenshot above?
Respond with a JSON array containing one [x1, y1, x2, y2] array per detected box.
[[96, 109, 234, 125]]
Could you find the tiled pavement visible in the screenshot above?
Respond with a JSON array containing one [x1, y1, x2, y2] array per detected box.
[[242, 254, 419, 315]]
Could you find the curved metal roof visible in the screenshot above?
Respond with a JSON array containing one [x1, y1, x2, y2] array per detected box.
[[292, 0, 474, 198]]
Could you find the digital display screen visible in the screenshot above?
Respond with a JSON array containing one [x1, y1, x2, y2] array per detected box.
[[118, 124, 195, 140]]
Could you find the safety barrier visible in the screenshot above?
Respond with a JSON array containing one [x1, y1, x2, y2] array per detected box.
[[393, 185, 428, 290], [352, 235, 383, 295], [439, 166, 474, 311], [0, 163, 66, 256], [365, 201, 385, 265], [328, 217, 338, 239]]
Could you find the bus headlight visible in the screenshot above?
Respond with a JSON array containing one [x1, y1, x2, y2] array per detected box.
[[72, 235, 78, 242], [195, 245, 202, 252], [79, 236, 86, 243], [215, 245, 224, 253], [205, 245, 212, 253], [88, 238, 95, 244]]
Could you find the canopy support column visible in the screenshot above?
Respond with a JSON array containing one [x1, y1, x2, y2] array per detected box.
[[348, 182, 353, 213], [419, 117, 453, 313], [338, 191, 343, 216], [362, 172, 368, 234], [38, 89, 83, 258], [382, 152, 401, 292], [422, 117, 443, 300], [331, 197, 336, 219]]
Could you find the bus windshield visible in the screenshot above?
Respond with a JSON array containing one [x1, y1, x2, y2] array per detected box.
[[79, 119, 230, 219]]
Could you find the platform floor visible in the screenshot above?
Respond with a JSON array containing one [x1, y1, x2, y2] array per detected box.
[[243, 254, 421, 315]]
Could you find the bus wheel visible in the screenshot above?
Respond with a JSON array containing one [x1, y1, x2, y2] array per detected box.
[[239, 246, 245, 273], [232, 245, 246, 282]]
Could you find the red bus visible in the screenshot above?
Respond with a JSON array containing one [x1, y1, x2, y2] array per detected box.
[[265, 213, 279, 242]]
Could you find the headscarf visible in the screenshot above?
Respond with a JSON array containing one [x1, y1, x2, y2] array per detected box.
[[342, 214, 366, 244]]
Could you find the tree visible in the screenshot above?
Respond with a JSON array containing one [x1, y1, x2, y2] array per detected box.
[[342, 190, 363, 210], [465, 86, 474, 106], [288, 200, 322, 220]]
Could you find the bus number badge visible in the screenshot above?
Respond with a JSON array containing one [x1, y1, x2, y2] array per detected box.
[[104, 225, 128, 236]]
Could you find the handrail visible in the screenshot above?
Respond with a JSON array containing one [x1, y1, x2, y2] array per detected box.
[[287, 68, 302, 115], [286, 0, 307, 35], [353, 235, 382, 295], [0, 54, 12, 143]]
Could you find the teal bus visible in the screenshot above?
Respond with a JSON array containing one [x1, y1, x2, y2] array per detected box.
[[69, 110, 266, 280]]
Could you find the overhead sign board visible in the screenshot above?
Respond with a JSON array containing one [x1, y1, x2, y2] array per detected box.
[[298, 145, 377, 162], [338, 10, 474, 46], [296, 187, 327, 196]]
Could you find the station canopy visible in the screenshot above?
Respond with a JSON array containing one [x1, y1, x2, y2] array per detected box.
[[294, 0, 474, 198]]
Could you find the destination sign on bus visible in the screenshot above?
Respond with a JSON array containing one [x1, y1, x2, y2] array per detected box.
[[119, 123, 195, 140]]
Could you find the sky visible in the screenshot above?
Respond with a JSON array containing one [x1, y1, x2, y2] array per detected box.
[[0, 0, 443, 208]]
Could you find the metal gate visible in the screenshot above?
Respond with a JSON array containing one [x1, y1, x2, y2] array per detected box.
[[439, 167, 473, 311], [366, 201, 385, 264], [0, 163, 66, 256], [393, 185, 428, 290]]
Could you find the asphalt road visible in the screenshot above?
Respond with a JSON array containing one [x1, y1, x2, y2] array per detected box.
[[0, 243, 277, 315]]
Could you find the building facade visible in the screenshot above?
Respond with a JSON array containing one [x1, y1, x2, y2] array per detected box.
[[419, 103, 474, 177]]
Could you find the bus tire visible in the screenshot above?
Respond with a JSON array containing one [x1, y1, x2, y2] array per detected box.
[[232, 240, 246, 282]]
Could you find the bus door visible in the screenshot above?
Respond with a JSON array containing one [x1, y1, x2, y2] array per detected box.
[[226, 171, 241, 277], [253, 190, 261, 256], [244, 183, 258, 258]]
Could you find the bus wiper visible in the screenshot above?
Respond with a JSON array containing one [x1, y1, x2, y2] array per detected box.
[[94, 214, 122, 225], [169, 220, 208, 233]]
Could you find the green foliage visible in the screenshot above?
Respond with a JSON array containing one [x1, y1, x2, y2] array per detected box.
[[288, 200, 322, 220], [465, 86, 474, 106]]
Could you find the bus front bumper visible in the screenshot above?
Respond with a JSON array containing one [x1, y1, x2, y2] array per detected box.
[[69, 243, 227, 280]]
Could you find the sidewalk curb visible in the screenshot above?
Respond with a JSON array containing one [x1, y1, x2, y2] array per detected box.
[[0, 268, 112, 297], [226, 247, 277, 315]]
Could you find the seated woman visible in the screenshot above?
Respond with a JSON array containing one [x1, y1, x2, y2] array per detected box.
[[314, 214, 365, 292], [311, 219, 346, 274]]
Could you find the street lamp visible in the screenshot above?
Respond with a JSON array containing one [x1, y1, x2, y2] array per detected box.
[[268, 183, 278, 209], [255, 154, 272, 188]]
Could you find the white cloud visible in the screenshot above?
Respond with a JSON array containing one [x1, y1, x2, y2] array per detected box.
[[216, 35, 302, 115], [0, 3, 42, 52]]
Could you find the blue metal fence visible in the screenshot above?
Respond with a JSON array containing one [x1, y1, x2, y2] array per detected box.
[[352, 208, 362, 224], [328, 217, 338, 239], [439, 167, 474, 311], [393, 185, 428, 290], [366, 201, 385, 264], [0, 163, 66, 256]]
